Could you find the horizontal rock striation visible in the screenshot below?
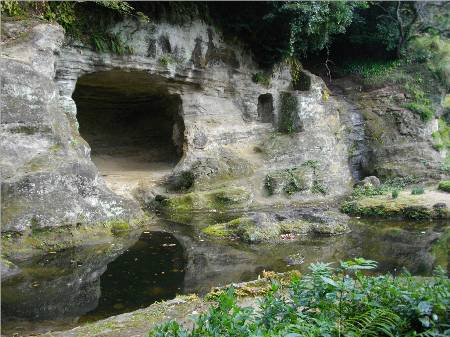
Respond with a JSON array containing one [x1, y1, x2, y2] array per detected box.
[[1, 17, 354, 233]]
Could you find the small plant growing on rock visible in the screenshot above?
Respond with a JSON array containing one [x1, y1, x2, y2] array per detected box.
[[411, 186, 425, 195], [392, 189, 399, 199], [404, 102, 434, 122], [311, 180, 327, 195], [438, 180, 450, 193], [158, 54, 176, 67], [282, 169, 304, 195], [264, 174, 276, 196], [251, 72, 270, 87]]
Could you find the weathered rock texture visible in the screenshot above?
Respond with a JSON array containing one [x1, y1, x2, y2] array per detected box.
[[2, 17, 445, 234], [1, 20, 142, 233], [332, 78, 444, 180], [1, 18, 354, 233]]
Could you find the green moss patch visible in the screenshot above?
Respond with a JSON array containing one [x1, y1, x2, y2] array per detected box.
[[341, 190, 448, 219], [438, 181, 450, 193], [278, 92, 300, 134], [1, 216, 149, 259], [202, 214, 347, 243], [159, 187, 252, 223]]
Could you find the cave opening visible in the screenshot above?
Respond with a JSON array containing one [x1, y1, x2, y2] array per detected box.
[[72, 71, 185, 195], [257, 93, 274, 123]]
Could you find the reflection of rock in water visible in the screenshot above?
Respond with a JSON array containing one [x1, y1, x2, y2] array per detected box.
[[2, 218, 446, 336], [81, 231, 185, 321], [171, 219, 446, 295], [348, 224, 442, 275], [1, 232, 140, 325], [172, 229, 353, 295], [1, 230, 187, 336]]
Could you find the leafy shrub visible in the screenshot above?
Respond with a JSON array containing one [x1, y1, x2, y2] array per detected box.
[[251, 72, 270, 87], [392, 189, 399, 199], [158, 54, 176, 67], [411, 186, 425, 195], [0, 0, 23, 16], [438, 180, 450, 193], [409, 35, 450, 89], [1, 1, 142, 55], [351, 176, 416, 200], [432, 119, 450, 151], [342, 59, 402, 87], [150, 258, 450, 337], [352, 184, 387, 198], [404, 102, 434, 122]]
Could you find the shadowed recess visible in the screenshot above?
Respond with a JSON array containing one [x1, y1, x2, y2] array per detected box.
[[73, 70, 185, 169]]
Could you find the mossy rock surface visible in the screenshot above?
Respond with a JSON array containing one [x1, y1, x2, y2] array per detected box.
[[438, 180, 450, 193], [159, 187, 252, 223], [341, 187, 450, 219], [202, 210, 349, 243], [264, 167, 311, 196], [1, 216, 149, 260]]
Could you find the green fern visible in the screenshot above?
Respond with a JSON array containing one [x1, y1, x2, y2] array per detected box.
[[344, 308, 402, 337]]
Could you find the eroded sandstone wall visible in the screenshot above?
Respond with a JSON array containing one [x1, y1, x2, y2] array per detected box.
[[1, 17, 353, 233]]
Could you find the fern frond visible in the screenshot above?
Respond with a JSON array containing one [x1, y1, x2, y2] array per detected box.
[[344, 308, 401, 337]]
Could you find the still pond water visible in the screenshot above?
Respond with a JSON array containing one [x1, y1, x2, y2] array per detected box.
[[2, 213, 448, 336]]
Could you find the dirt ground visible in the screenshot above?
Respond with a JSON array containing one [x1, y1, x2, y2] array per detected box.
[[93, 154, 175, 199]]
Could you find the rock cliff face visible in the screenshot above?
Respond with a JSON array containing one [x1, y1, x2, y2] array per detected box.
[[1, 17, 445, 235], [331, 78, 443, 180], [1, 20, 142, 233], [1, 18, 354, 233]]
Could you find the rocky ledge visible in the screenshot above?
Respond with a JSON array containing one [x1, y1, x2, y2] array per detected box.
[[202, 208, 350, 243], [342, 184, 450, 219]]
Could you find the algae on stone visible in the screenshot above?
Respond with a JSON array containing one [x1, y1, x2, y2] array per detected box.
[[159, 187, 252, 223], [202, 211, 349, 243], [341, 187, 450, 219]]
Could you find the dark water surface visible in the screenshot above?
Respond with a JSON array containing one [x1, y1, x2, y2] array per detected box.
[[2, 215, 448, 336]]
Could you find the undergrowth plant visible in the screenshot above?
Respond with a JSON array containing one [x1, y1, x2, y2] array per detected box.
[[350, 176, 417, 199], [1, 1, 148, 55], [149, 258, 450, 337], [411, 186, 425, 195]]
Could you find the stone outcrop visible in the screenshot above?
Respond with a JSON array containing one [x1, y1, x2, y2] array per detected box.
[[1, 20, 142, 233], [1, 17, 354, 234], [332, 78, 444, 180], [2, 16, 446, 237], [202, 209, 350, 243]]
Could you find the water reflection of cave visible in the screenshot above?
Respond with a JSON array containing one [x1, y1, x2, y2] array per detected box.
[[72, 71, 185, 192], [81, 231, 185, 321]]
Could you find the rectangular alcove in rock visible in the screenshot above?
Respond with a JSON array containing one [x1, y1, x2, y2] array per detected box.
[[72, 71, 185, 196], [257, 93, 274, 123]]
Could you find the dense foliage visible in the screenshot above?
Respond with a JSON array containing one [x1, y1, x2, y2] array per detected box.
[[150, 258, 450, 337], [1, 1, 448, 68], [0, 1, 148, 54]]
